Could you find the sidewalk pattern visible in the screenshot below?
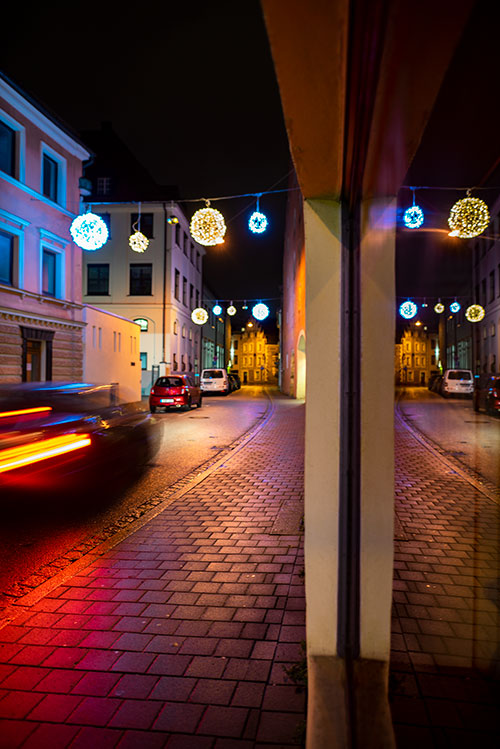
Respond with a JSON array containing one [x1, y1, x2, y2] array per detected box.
[[0, 397, 306, 748], [390, 414, 500, 748]]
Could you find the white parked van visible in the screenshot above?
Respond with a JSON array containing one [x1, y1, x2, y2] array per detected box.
[[200, 368, 230, 395], [441, 369, 474, 397]]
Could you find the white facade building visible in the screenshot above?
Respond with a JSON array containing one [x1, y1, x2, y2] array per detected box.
[[81, 202, 205, 395]]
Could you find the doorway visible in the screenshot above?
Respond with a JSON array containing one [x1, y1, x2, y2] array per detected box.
[[21, 326, 54, 382], [26, 340, 42, 382]]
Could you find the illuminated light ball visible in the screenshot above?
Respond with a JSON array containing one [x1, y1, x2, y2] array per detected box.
[[450, 302, 461, 313], [227, 305, 236, 316], [190, 205, 226, 246], [191, 307, 208, 325], [252, 303, 269, 321], [249, 211, 268, 234], [213, 304, 223, 316], [129, 231, 149, 253], [465, 304, 485, 323], [448, 197, 489, 239], [403, 205, 424, 229], [70, 212, 109, 251], [434, 303, 445, 314], [399, 300, 417, 319]]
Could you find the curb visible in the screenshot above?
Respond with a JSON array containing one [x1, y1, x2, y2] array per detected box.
[[0, 388, 277, 628]]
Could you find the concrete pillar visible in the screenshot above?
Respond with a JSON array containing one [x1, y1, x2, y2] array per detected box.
[[304, 197, 396, 747]]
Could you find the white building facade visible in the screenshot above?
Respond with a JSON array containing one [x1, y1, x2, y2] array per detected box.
[[81, 202, 205, 395]]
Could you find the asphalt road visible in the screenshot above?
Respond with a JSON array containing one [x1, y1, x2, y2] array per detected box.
[[0, 385, 270, 606], [397, 386, 500, 492]]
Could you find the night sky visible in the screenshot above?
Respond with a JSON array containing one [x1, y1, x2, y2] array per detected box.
[[2, 0, 500, 334], [1, 0, 291, 322]]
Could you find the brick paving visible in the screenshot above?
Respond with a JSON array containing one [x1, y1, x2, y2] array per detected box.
[[1, 391, 499, 748], [390, 414, 500, 748], [0, 395, 306, 748]]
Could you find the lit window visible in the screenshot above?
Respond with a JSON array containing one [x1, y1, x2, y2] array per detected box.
[[0, 230, 14, 285], [140, 352, 147, 370], [0, 119, 16, 177], [134, 318, 149, 332]]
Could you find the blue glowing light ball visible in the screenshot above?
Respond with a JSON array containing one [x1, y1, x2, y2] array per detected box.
[[212, 304, 222, 316], [249, 211, 268, 234], [450, 302, 461, 313], [252, 303, 269, 321], [399, 300, 418, 319], [70, 212, 109, 251], [403, 205, 424, 229]]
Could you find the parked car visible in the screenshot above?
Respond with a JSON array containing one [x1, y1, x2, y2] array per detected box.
[[0, 382, 162, 495], [430, 374, 443, 393], [473, 373, 500, 415], [229, 372, 241, 389], [440, 369, 474, 398], [200, 368, 231, 395], [149, 374, 202, 413]]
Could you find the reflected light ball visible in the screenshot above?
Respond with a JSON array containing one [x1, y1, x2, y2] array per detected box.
[[227, 305, 236, 316], [434, 303, 445, 314], [465, 304, 485, 323], [190, 206, 226, 246], [450, 302, 461, 313], [403, 205, 424, 229], [252, 303, 269, 321], [249, 211, 268, 233], [399, 301, 417, 319], [129, 231, 149, 253], [448, 197, 489, 239], [70, 212, 109, 251], [191, 308, 209, 325]]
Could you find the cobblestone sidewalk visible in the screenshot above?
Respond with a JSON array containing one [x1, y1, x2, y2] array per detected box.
[[0, 395, 306, 748], [391, 414, 500, 748]]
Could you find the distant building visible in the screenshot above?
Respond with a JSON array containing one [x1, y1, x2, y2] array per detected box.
[[281, 169, 305, 398], [230, 324, 277, 384], [200, 286, 228, 371], [397, 324, 439, 385], [81, 201, 205, 395], [0, 73, 88, 384]]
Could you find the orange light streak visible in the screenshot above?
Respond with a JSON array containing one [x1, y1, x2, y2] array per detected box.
[[0, 433, 91, 474], [0, 407, 52, 419]]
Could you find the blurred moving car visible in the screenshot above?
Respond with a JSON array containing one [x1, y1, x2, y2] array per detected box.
[[473, 373, 500, 415], [440, 369, 474, 398], [149, 374, 202, 413], [200, 368, 230, 396], [0, 382, 162, 494]]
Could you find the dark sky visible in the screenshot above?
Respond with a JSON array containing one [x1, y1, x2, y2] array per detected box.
[[3, 0, 500, 333], [1, 0, 291, 317]]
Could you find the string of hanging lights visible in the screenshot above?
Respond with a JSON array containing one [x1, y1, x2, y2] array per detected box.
[[397, 295, 486, 323]]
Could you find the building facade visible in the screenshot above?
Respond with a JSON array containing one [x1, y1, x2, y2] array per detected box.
[[81, 202, 205, 395], [0, 73, 90, 384], [281, 170, 306, 398], [230, 324, 277, 384], [397, 324, 439, 385], [200, 285, 227, 371]]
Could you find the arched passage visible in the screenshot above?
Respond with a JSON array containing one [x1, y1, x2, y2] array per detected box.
[[296, 331, 306, 399]]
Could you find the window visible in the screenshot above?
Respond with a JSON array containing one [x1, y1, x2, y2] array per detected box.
[[42, 153, 58, 202], [481, 278, 486, 305], [42, 250, 56, 296], [0, 230, 13, 285], [196, 289, 199, 307], [134, 318, 149, 331], [140, 352, 148, 370], [190, 283, 194, 308], [173, 320, 178, 334], [130, 264, 152, 295], [182, 276, 187, 305], [0, 120, 15, 177], [131, 213, 154, 238], [87, 264, 109, 295], [174, 269, 180, 300], [96, 176, 111, 195], [182, 325, 186, 338], [490, 270, 495, 302], [196, 251, 200, 270], [233, 340, 238, 350], [175, 224, 181, 247]]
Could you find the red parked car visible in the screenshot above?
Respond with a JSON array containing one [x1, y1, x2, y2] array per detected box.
[[149, 374, 202, 413]]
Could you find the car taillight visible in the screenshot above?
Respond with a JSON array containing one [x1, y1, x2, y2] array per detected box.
[[151, 389, 155, 395], [0, 433, 92, 474]]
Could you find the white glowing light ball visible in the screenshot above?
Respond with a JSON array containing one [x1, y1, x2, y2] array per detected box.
[[70, 212, 109, 251], [191, 308, 209, 325], [129, 231, 149, 253]]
